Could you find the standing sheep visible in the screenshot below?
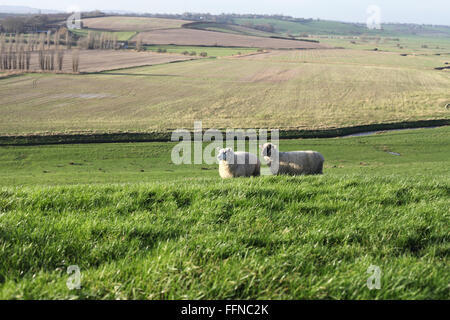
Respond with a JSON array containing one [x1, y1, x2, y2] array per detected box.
[[260, 143, 324, 175], [217, 148, 260, 179]]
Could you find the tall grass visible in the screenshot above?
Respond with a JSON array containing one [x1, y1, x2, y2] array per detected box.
[[0, 175, 448, 299]]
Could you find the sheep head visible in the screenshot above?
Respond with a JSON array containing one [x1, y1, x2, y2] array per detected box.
[[260, 143, 277, 161], [217, 148, 235, 163]]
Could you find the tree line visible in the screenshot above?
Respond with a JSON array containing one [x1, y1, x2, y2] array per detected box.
[[0, 30, 79, 73]]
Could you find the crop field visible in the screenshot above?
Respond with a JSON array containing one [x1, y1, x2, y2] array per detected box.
[[0, 49, 448, 135], [81, 16, 191, 32], [0, 127, 448, 299], [132, 28, 326, 48], [9, 50, 196, 73]]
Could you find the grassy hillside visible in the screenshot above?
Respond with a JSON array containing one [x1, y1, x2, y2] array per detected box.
[[0, 127, 448, 299], [0, 49, 448, 135], [0, 126, 449, 186], [184, 22, 280, 38]]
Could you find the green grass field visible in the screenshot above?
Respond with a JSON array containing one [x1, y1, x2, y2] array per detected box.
[[0, 127, 449, 299], [144, 45, 259, 57], [1, 127, 449, 186], [70, 29, 137, 41]]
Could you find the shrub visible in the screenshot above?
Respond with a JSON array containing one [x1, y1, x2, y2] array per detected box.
[[199, 52, 207, 57]]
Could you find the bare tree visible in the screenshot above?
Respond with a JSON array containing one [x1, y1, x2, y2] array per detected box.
[[0, 34, 4, 71], [54, 30, 59, 50], [66, 32, 72, 49], [25, 50, 31, 70], [113, 34, 118, 50], [46, 31, 51, 50], [57, 49, 65, 71], [136, 35, 143, 52], [72, 49, 79, 72], [39, 49, 45, 70], [50, 50, 55, 71]]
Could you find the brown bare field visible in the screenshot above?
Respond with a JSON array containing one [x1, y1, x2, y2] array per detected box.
[[23, 50, 196, 73], [134, 28, 326, 49], [82, 17, 191, 32]]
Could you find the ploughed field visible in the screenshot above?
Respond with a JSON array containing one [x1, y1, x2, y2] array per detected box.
[[81, 17, 191, 32], [132, 28, 325, 49], [0, 127, 448, 299], [0, 49, 448, 135]]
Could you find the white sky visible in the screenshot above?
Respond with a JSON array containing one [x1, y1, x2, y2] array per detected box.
[[1, 0, 449, 25]]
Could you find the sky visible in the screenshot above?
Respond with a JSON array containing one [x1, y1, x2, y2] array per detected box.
[[1, 0, 449, 25]]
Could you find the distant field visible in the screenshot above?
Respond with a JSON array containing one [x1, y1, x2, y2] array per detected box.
[[0, 49, 448, 135], [133, 28, 325, 49], [245, 48, 449, 70], [145, 45, 259, 57], [311, 35, 450, 55], [185, 22, 278, 38], [234, 18, 365, 36], [233, 18, 450, 37], [70, 29, 137, 41], [11, 50, 196, 73], [81, 16, 190, 32]]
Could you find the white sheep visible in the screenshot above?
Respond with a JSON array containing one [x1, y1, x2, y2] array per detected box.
[[260, 143, 324, 175], [217, 148, 261, 178]]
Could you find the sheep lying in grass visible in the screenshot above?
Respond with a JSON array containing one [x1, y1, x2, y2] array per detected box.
[[261, 143, 324, 175], [217, 148, 260, 178]]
